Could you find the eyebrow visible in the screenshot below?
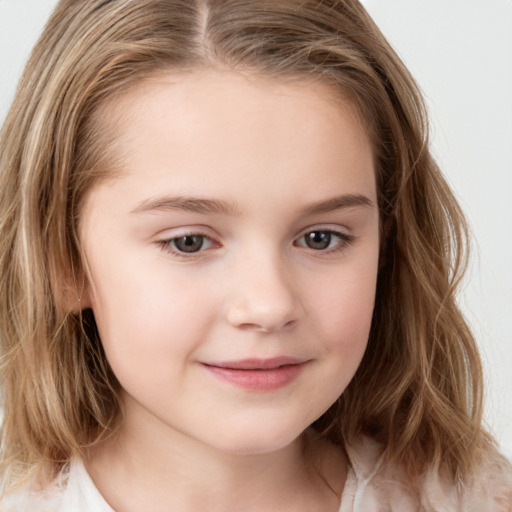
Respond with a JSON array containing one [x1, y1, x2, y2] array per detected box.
[[131, 193, 374, 216], [300, 194, 374, 215], [131, 196, 241, 216]]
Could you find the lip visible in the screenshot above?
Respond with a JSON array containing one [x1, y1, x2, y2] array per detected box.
[[201, 357, 309, 391]]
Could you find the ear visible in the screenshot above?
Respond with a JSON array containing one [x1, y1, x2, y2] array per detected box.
[[57, 264, 93, 313], [62, 279, 92, 313]]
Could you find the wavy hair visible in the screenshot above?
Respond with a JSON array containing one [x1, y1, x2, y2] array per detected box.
[[0, 0, 495, 491]]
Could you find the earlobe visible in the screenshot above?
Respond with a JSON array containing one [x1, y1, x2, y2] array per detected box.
[[59, 273, 93, 313], [69, 285, 92, 313]]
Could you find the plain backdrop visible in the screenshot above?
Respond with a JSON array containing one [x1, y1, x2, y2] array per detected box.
[[1, 0, 511, 457]]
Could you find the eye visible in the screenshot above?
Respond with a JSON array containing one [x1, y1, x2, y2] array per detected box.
[[162, 234, 215, 254], [295, 230, 353, 251]]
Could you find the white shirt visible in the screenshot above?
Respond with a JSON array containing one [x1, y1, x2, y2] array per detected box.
[[3, 436, 511, 511]]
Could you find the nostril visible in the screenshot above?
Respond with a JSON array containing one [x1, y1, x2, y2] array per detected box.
[[229, 316, 298, 334], [224, 269, 304, 332], [282, 319, 297, 330]]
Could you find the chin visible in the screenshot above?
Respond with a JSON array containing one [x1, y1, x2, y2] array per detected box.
[[205, 419, 308, 456]]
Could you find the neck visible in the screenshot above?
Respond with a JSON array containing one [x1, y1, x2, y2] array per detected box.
[[85, 401, 346, 512]]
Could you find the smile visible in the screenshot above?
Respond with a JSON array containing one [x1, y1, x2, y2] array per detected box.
[[201, 357, 309, 391]]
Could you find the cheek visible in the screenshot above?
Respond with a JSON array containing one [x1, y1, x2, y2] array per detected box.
[[314, 257, 377, 347], [296, 259, 377, 421], [306, 253, 378, 397], [325, 285, 375, 351], [87, 261, 217, 375]]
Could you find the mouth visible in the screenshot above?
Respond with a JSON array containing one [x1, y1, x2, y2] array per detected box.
[[201, 357, 309, 391]]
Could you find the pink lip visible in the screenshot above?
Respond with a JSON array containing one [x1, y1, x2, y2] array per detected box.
[[201, 357, 308, 391]]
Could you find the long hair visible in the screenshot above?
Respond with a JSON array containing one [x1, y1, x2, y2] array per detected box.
[[0, 0, 494, 490]]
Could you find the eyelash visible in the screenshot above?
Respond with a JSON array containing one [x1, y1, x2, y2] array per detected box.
[[158, 228, 355, 258], [294, 229, 355, 254], [157, 232, 216, 259]]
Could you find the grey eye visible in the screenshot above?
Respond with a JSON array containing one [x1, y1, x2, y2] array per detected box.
[[172, 235, 206, 253], [303, 231, 334, 250], [295, 230, 353, 252]]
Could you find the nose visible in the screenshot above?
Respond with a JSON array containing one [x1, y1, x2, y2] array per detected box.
[[225, 253, 304, 333]]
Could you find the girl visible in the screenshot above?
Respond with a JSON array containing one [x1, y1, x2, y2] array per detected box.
[[0, 0, 510, 510]]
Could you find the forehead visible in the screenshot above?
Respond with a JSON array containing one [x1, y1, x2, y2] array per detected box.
[[85, 70, 376, 209], [99, 70, 371, 157]]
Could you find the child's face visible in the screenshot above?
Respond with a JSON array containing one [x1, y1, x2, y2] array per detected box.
[[80, 72, 380, 455]]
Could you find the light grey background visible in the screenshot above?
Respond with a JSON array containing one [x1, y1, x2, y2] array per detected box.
[[1, 1, 511, 456]]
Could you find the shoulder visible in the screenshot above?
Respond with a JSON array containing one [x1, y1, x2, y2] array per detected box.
[[0, 458, 113, 512], [0, 471, 65, 512], [455, 450, 512, 512], [345, 436, 512, 512]]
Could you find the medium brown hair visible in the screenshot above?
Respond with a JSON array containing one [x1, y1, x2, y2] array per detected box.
[[0, 0, 495, 491]]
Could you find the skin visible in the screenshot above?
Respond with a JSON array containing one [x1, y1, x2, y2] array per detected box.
[[79, 71, 380, 512]]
